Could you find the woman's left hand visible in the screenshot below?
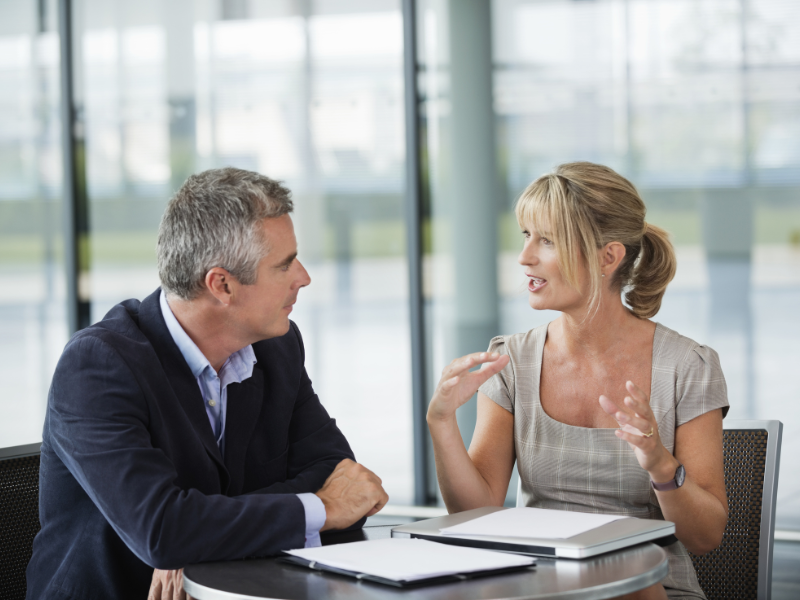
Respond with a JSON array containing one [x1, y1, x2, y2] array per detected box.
[[599, 381, 671, 474]]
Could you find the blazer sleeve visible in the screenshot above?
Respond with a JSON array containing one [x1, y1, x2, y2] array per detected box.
[[47, 333, 307, 570]]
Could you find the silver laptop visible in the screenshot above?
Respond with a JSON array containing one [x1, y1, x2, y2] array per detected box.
[[391, 506, 676, 559]]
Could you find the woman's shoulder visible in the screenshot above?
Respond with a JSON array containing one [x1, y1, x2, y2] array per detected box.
[[487, 323, 549, 362], [653, 322, 722, 372]]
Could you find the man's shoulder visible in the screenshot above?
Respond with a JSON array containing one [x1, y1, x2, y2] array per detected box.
[[66, 299, 146, 350], [59, 292, 165, 372]]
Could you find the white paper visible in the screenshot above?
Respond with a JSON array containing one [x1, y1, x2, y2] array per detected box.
[[285, 538, 534, 582], [439, 507, 628, 540]]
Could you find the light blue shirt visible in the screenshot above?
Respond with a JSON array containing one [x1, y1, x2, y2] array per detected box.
[[159, 291, 325, 547]]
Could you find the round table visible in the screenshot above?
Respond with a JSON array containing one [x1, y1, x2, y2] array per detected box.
[[184, 525, 669, 600]]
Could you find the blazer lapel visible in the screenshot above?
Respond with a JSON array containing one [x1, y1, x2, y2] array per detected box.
[[137, 289, 229, 488], [224, 368, 264, 495]]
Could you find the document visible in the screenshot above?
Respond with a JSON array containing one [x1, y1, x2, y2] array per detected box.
[[284, 538, 535, 583], [439, 507, 627, 540]]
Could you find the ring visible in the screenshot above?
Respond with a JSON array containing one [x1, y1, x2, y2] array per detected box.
[[642, 427, 655, 438]]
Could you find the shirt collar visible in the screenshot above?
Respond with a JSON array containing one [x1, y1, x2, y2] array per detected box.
[[159, 289, 256, 382]]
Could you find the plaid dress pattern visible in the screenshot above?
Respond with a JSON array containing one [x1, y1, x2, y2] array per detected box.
[[479, 322, 729, 600]]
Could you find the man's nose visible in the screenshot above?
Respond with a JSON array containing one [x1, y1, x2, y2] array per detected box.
[[295, 259, 311, 288]]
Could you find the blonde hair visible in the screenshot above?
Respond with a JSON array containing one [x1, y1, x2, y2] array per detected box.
[[515, 162, 676, 319]]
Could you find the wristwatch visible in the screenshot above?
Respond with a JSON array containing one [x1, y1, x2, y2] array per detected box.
[[650, 464, 686, 491]]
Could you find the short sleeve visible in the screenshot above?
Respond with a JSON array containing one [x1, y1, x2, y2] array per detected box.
[[675, 344, 729, 426], [478, 336, 515, 414]]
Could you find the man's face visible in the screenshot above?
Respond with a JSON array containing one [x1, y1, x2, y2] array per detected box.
[[231, 214, 310, 342]]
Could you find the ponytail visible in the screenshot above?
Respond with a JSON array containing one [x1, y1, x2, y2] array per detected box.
[[625, 223, 676, 319]]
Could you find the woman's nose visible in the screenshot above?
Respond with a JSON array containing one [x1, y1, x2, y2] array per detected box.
[[518, 244, 537, 266]]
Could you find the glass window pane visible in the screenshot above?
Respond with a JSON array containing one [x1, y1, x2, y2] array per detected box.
[[75, 0, 413, 503], [421, 0, 800, 525], [0, 0, 67, 447]]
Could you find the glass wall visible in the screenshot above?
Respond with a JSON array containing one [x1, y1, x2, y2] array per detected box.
[[419, 0, 800, 526], [0, 0, 67, 448], [71, 0, 413, 503], [3, 0, 798, 522]]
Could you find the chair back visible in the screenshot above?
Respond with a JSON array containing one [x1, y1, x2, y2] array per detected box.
[[690, 420, 783, 600], [0, 443, 42, 600]]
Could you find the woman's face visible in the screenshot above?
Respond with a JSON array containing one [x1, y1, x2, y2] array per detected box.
[[518, 222, 589, 314]]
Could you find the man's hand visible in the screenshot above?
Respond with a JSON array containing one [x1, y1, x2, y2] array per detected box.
[[148, 568, 193, 600], [316, 459, 389, 531]]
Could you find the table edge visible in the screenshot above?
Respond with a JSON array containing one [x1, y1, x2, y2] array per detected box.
[[183, 545, 669, 600]]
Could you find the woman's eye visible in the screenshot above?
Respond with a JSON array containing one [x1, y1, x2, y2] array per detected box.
[[541, 237, 553, 245], [521, 230, 531, 239]]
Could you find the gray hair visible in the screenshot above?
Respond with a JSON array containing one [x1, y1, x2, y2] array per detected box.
[[157, 167, 293, 300]]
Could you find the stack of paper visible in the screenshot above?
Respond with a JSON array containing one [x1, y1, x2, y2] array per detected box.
[[284, 538, 535, 583], [439, 507, 626, 539]]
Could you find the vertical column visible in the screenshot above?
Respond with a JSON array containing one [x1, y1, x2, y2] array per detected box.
[[702, 0, 755, 417], [59, 0, 90, 333], [446, 0, 499, 447], [402, 0, 432, 505], [165, 0, 196, 193]]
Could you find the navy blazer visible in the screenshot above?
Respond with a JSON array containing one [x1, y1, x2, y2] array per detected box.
[[26, 289, 356, 600]]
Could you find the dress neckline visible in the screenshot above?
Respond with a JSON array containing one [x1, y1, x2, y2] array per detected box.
[[533, 321, 664, 431]]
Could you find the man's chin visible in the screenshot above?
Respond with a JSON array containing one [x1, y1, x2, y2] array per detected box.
[[268, 318, 292, 340]]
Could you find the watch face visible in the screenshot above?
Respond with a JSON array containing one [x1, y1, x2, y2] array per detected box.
[[675, 464, 686, 488]]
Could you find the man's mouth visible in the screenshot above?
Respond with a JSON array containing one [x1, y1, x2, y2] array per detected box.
[[528, 276, 547, 292]]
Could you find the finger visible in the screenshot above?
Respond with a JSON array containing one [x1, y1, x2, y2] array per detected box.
[[366, 492, 389, 517], [445, 352, 502, 378], [615, 428, 651, 448], [177, 569, 186, 600], [598, 394, 623, 416], [477, 353, 509, 375], [623, 393, 653, 421], [160, 574, 170, 600], [466, 354, 509, 387], [626, 381, 650, 405], [615, 407, 652, 434], [619, 422, 653, 437]]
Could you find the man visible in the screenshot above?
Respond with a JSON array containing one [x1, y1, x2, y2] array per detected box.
[[26, 168, 388, 599]]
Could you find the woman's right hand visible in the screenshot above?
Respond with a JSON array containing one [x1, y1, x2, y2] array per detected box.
[[427, 352, 510, 424]]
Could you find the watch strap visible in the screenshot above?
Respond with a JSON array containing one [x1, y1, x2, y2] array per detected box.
[[650, 464, 685, 492]]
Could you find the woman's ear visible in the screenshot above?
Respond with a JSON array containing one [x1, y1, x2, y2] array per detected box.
[[600, 241, 626, 278]]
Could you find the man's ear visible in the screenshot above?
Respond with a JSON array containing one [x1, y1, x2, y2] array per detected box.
[[600, 241, 627, 278], [205, 267, 235, 306]]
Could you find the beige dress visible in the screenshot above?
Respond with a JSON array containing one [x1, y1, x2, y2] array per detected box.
[[479, 322, 729, 599]]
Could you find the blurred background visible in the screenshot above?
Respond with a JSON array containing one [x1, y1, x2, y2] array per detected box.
[[1, 0, 799, 541]]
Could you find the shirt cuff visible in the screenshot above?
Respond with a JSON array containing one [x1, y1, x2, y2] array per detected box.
[[297, 493, 326, 548]]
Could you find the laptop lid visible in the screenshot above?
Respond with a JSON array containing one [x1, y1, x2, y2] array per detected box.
[[391, 506, 676, 559]]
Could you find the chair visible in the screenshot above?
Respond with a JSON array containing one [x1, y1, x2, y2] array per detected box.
[[690, 420, 783, 600], [0, 442, 42, 600]]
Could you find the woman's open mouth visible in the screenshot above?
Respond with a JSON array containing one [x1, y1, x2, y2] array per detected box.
[[528, 276, 547, 292]]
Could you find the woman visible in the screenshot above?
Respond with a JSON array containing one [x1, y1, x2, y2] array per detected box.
[[427, 162, 728, 599]]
